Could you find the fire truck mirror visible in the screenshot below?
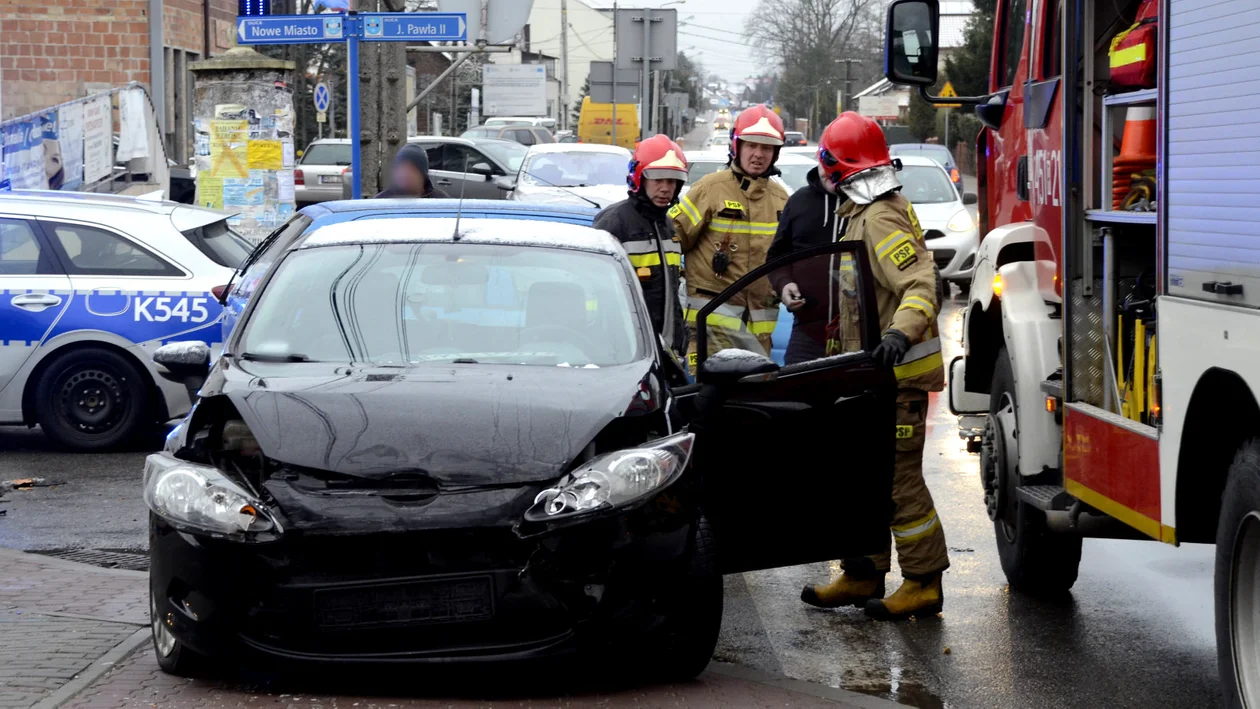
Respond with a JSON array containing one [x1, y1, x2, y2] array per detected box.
[[885, 0, 940, 87]]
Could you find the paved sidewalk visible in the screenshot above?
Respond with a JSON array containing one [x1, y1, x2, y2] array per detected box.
[[2, 548, 902, 709]]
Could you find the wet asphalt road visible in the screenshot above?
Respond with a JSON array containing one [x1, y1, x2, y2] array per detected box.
[[0, 300, 1222, 703]]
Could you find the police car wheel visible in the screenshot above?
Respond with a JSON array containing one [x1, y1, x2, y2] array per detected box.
[[35, 348, 151, 452]]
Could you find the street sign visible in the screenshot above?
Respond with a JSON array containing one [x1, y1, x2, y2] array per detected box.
[[483, 64, 547, 116], [613, 8, 678, 71], [316, 110, 327, 123], [858, 95, 901, 120], [436, 0, 533, 44], [236, 14, 345, 45], [589, 61, 640, 104], [313, 82, 330, 112], [936, 81, 962, 109], [361, 13, 467, 42]]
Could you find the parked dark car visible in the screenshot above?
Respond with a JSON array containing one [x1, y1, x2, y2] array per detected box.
[[889, 143, 963, 193], [461, 125, 556, 147], [143, 200, 895, 681], [783, 131, 808, 147]]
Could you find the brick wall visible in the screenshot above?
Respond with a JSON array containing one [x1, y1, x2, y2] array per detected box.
[[0, 0, 237, 120]]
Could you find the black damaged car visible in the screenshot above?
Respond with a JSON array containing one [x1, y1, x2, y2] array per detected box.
[[143, 200, 896, 681]]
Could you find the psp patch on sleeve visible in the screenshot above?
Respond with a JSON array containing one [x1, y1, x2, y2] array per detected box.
[[888, 241, 918, 270], [667, 204, 683, 219]]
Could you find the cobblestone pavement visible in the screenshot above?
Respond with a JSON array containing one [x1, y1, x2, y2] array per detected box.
[[0, 548, 147, 709], [2, 547, 895, 709]]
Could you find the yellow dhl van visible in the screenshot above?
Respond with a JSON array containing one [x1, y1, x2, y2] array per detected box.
[[576, 97, 639, 150]]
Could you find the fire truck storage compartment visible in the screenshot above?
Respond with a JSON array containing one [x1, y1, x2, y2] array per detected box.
[[1165, 0, 1260, 308]]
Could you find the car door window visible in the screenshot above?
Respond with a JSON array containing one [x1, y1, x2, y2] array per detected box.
[[684, 241, 895, 574], [441, 144, 480, 173], [45, 222, 182, 277], [513, 129, 536, 146], [0, 218, 57, 275], [422, 144, 445, 170]]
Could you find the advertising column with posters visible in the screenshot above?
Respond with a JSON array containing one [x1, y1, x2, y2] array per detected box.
[[194, 104, 296, 243]]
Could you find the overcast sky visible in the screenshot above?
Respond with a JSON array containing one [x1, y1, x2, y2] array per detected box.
[[583, 0, 769, 85]]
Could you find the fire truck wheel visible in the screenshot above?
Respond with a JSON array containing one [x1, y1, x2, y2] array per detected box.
[[1214, 439, 1260, 708], [988, 348, 1082, 596]]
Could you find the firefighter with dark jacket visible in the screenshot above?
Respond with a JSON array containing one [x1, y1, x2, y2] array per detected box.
[[593, 135, 688, 354], [670, 104, 790, 372], [766, 162, 850, 364], [798, 112, 950, 621]]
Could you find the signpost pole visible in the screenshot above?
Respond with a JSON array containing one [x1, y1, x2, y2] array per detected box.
[[640, 8, 651, 140], [611, 0, 618, 148], [347, 15, 362, 199]]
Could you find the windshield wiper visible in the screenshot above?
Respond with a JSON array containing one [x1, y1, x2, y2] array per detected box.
[[239, 352, 313, 362]]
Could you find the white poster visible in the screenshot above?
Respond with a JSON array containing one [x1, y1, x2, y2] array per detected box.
[[277, 170, 295, 202], [2, 119, 47, 190], [482, 64, 548, 117], [83, 96, 113, 184], [116, 88, 148, 162], [57, 102, 84, 190]]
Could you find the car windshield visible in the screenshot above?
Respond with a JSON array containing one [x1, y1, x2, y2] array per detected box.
[[686, 160, 726, 184], [478, 141, 528, 172], [521, 151, 626, 187], [301, 143, 351, 166], [776, 162, 813, 192], [240, 242, 643, 367], [709, 136, 727, 146], [461, 128, 495, 139], [892, 144, 953, 167], [485, 119, 532, 127], [899, 165, 960, 204]]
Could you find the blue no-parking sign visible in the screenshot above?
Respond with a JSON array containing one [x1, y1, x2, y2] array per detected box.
[[313, 83, 331, 113]]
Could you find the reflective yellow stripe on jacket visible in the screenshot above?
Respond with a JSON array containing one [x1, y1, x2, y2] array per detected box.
[[684, 296, 778, 337], [677, 195, 703, 226], [709, 218, 778, 236], [622, 238, 683, 269], [893, 329, 943, 382]]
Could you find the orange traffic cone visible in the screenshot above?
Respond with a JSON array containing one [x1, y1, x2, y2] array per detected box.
[[1112, 106, 1156, 208]]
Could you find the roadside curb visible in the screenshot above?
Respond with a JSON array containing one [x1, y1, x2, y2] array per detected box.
[[0, 546, 147, 579], [705, 662, 904, 708], [29, 627, 150, 709]]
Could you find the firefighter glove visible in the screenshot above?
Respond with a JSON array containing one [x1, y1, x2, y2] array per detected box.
[[872, 329, 909, 367]]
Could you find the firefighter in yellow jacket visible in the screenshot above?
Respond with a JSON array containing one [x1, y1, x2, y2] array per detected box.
[[799, 112, 949, 620], [670, 104, 790, 372]]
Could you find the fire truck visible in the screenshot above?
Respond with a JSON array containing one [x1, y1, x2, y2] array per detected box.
[[884, 0, 1260, 704]]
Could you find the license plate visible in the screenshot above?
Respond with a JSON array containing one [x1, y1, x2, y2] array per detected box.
[[320, 175, 342, 184], [314, 575, 494, 629]]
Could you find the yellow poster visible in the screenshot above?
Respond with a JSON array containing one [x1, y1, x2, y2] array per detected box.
[[209, 120, 248, 179], [197, 176, 223, 210], [247, 140, 283, 170]]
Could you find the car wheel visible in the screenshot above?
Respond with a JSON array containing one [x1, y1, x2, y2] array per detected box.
[[985, 348, 1082, 596], [957, 279, 971, 297], [151, 588, 213, 677], [654, 517, 723, 681], [1215, 439, 1260, 709], [34, 347, 152, 452]]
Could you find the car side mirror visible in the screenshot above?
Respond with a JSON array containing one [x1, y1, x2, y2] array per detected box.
[[884, 0, 940, 87], [470, 162, 494, 176], [494, 176, 516, 191], [963, 192, 978, 205], [698, 349, 780, 386], [153, 342, 211, 398]]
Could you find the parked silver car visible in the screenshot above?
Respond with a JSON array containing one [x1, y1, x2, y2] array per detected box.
[[294, 139, 351, 206]]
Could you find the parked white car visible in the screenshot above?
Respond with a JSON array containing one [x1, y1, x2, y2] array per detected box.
[[680, 150, 814, 196], [496, 143, 632, 209], [895, 155, 979, 291], [0, 191, 249, 450], [294, 139, 350, 206]]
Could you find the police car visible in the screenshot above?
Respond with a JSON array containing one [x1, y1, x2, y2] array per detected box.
[[0, 191, 249, 451]]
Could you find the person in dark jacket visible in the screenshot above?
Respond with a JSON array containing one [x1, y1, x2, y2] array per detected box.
[[767, 162, 849, 364], [593, 135, 688, 355], [373, 144, 449, 198]]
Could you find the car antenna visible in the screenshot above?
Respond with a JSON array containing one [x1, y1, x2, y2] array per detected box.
[[452, 152, 470, 241]]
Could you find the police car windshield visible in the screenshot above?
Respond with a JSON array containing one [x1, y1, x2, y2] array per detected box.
[[898, 165, 960, 204], [522, 152, 626, 187], [240, 243, 644, 367]]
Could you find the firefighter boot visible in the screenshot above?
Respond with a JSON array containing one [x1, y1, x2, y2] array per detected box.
[[800, 573, 887, 609], [863, 575, 943, 620]]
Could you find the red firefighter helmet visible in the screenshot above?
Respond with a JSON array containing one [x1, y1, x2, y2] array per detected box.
[[628, 134, 689, 192], [817, 112, 892, 185], [728, 104, 785, 160]]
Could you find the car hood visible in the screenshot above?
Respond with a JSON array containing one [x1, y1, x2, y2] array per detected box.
[[908, 200, 964, 227], [516, 184, 626, 208], [224, 360, 658, 483]]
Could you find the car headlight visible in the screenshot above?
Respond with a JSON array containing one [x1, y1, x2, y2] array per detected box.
[[143, 453, 282, 540], [947, 209, 975, 232], [526, 432, 695, 522]]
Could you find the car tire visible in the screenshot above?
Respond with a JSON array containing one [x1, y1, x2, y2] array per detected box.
[[654, 516, 723, 682], [1215, 439, 1260, 709], [987, 348, 1082, 596], [957, 279, 971, 297], [34, 347, 152, 452], [151, 588, 214, 677]]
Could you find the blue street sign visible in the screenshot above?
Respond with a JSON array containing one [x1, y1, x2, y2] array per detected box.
[[236, 14, 345, 45], [360, 13, 466, 42], [314, 82, 331, 112]]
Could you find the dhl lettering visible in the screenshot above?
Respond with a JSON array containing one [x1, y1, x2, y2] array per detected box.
[[591, 118, 628, 125]]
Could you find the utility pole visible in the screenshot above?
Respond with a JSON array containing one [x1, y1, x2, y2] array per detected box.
[[612, 1, 618, 147], [837, 58, 862, 113], [560, 0, 570, 130], [653, 69, 661, 136], [358, 0, 408, 197], [639, 8, 652, 140]]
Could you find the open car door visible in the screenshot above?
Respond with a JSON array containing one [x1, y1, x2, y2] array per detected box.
[[682, 240, 897, 574]]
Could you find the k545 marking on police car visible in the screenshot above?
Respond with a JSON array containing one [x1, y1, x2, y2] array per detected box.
[[133, 296, 212, 323]]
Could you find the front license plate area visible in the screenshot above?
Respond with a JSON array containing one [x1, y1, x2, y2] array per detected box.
[[314, 575, 494, 630]]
